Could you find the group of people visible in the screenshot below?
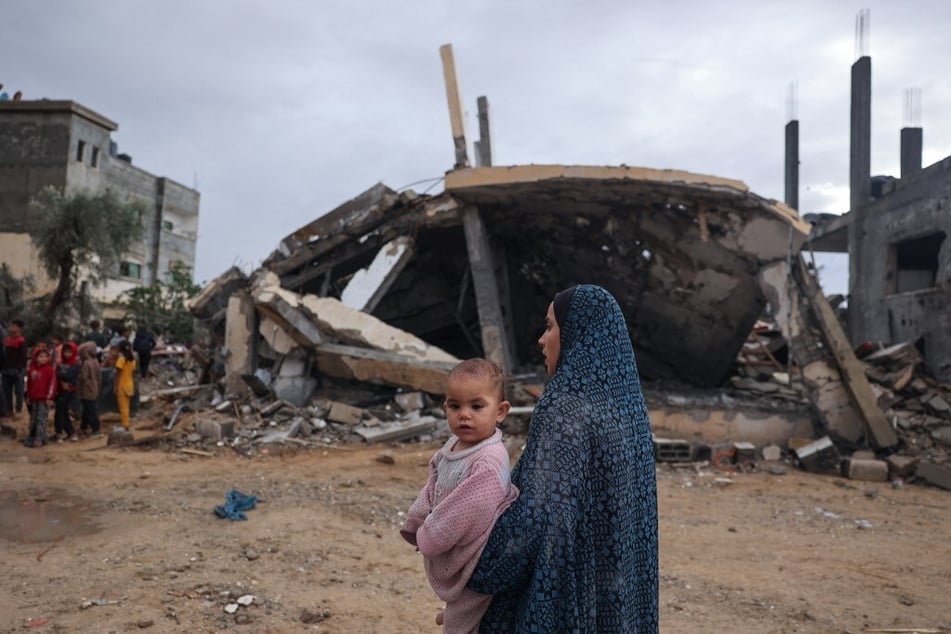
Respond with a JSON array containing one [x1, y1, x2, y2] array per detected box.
[[402, 285, 659, 632], [1, 319, 152, 448]]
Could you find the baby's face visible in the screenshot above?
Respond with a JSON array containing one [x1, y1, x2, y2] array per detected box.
[[443, 375, 510, 451]]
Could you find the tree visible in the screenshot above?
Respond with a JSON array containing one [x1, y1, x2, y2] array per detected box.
[[121, 261, 203, 343], [0, 264, 46, 341], [29, 186, 145, 325]]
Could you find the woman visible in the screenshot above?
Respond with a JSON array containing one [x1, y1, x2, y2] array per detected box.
[[468, 284, 659, 632]]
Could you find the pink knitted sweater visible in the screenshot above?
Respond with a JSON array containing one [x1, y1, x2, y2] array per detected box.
[[401, 429, 518, 630]]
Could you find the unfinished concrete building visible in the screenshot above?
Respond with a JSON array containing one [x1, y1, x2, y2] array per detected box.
[[0, 100, 200, 312], [805, 52, 951, 382]]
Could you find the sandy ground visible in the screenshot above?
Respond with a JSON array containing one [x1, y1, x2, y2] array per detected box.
[[1, 417, 950, 634]]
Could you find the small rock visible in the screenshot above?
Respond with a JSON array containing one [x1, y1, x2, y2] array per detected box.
[[237, 594, 255, 606], [137, 619, 154, 628], [766, 465, 788, 476], [301, 608, 331, 624], [244, 549, 259, 561], [761, 445, 782, 462], [375, 453, 395, 465], [224, 603, 239, 614], [235, 613, 251, 624]]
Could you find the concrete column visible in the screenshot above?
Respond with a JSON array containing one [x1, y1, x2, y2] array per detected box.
[[149, 177, 166, 286], [476, 96, 492, 168], [439, 44, 470, 169], [784, 120, 799, 210], [224, 289, 257, 396], [461, 205, 514, 375], [847, 55, 871, 345], [900, 127, 923, 179]]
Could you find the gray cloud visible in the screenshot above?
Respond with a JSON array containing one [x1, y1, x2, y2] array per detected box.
[[6, 0, 950, 294]]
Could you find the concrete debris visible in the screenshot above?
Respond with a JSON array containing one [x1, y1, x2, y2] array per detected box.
[[843, 457, 889, 482], [794, 437, 841, 475], [158, 171, 951, 491]]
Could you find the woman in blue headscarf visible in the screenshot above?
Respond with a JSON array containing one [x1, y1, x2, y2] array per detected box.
[[468, 284, 659, 632]]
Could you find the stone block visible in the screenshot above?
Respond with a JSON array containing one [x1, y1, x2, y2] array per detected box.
[[196, 420, 222, 440], [916, 462, 951, 490], [326, 401, 366, 425], [272, 376, 317, 408], [733, 441, 757, 464], [394, 391, 426, 412], [844, 458, 888, 482], [761, 444, 782, 461], [885, 454, 919, 479], [219, 420, 236, 438], [794, 436, 840, 474], [652, 437, 693, 462]]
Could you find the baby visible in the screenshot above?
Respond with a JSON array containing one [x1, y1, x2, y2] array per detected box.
[[401, 358, 519, 633]]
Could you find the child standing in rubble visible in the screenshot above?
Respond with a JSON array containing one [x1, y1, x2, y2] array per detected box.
[[52, 341, 80, 442], [77, 341, 101, 436], [23, 347, 56, 447], [401, 358, 519, 633], [113, 339, 136, 431]]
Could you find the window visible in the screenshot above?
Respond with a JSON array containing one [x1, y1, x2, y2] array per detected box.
[[119, 261, 142, 279], [91, 146, 99, 167], [162, 220, 174, 231], [889, 231, 946, 294], [76, 141, 86, 162]]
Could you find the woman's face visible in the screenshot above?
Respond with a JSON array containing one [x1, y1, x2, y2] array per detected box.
[[538, 303, 561, 377]]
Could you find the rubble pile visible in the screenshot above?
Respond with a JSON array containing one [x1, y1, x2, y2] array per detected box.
[[861, 342, 951, 471], [136, 381, 457, 457]]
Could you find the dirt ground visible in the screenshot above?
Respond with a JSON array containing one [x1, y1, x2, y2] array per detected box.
[[1, 415, 949, 634]]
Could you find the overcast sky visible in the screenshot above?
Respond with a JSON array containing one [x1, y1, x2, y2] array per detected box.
[[7, 1, 951, 295]]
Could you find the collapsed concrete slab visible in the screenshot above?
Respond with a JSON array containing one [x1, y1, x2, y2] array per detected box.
[[314, 343, 457, 395], [298, 294, 458, 363], [187, 266, 248, 325], [265, 166, 811, 387], [252, 286, 324, 349]]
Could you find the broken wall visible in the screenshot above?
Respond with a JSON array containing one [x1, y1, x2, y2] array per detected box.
[[848, 158, 951, 381]]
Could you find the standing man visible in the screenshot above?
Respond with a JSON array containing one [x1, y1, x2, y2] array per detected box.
[[133, 326, 157, 378], [2, 320, 28, 418], [83, 319, 109, 362]]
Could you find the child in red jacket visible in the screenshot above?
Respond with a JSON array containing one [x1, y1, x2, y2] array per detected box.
[[24, 348, 56, 447]]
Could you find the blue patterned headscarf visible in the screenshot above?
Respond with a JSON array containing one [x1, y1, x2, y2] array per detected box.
[[469, 284, 659, 632]]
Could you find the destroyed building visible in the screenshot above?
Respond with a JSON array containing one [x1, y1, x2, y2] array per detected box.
[[802, 52, 951, 382], [183, 42, 951, 491]]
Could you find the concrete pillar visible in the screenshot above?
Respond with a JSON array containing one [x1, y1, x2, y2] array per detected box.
[[784, 120, 799, 210], [439, 44, 470, 169], [900, 127, 923, 179], [224, 289, 256, 396], [847, 55, 872, 346], [785, 120, 799, 209], [476, 96, 493, 168], [461, 206, 514, 375]]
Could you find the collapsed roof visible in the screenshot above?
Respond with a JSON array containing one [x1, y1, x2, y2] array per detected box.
[[262, 164, 811, 388]]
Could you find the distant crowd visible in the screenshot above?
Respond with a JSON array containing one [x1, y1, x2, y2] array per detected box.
[[0, 319, 158, 448]]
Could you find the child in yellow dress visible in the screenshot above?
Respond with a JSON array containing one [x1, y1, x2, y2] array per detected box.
[[114, 339, 136, 430]]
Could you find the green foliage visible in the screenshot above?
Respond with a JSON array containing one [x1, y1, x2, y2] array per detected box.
[[121, 261, 202, 344], [0, 264, 47, 341], [29, 185, 145, 325]]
